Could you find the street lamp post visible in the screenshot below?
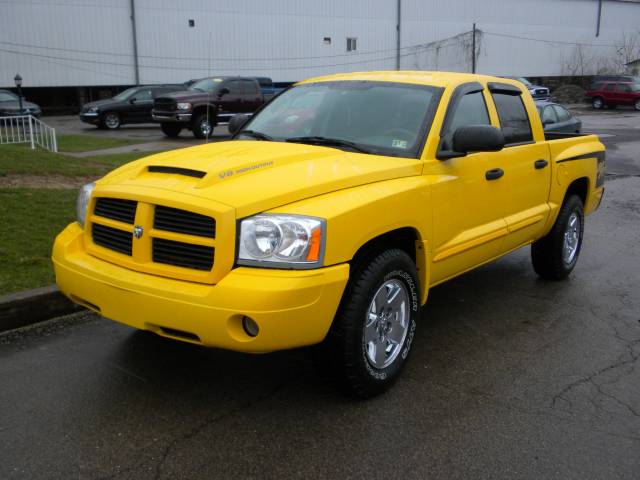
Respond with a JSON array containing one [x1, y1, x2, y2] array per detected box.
[[14, 74, 23, 114]]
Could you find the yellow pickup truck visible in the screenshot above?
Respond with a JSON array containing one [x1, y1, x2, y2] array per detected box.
[[53, 72, 605, 397]]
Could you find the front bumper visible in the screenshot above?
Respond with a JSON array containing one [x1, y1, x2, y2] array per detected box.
[[152, 112, 192, 123], [53, 223, 350, 353], [79, 113, 100, 125]]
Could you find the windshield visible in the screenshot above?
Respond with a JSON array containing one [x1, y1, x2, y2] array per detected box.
[[239, 81, 442, 158], [0, 91, 18, 102], [112, 87, 139, 101], [189, 78, 223, 93]]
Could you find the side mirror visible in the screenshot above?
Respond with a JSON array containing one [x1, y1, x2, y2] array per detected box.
[[228, 114, 249, 135], [129, 97, 136, 104], [452, 125, 505, 155], [217, 87, 230, 98], [542, 119, 554, 126]]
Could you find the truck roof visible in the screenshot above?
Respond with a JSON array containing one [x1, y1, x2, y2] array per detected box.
[[297, 71, 522, 90]]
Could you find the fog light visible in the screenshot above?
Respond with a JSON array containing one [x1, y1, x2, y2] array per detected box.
[[242, 316, 259, 337]]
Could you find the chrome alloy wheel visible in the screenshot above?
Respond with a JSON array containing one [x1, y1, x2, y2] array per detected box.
[[563, 212, 581, 265], [103, 112, 120, 129], [199, 118, 212, 136], [364, 279, 410, 369]]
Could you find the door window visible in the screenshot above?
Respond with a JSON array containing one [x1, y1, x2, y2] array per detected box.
[[133, 89, 153, 101], [226, 81, 242, 95], [241, 79, 259, 95], [491, 92, 533, 144], [616, 83, 631, 93], [441, 91, 490, 150], [552, 105, 571, 122], [604, 83, 615, 92]]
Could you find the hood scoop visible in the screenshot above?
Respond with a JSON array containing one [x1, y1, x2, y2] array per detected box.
[[147, 166, 206, 179]]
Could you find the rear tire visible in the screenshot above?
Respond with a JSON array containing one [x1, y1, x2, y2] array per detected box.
[[634, 99, 640, 111], [316, 248, 420, 398], [531, 195, 584, 280], [192, 112, 214, 139], [160, 123, 182, 138], [101, 111, 121, 129], [592, 97, 604, 110]]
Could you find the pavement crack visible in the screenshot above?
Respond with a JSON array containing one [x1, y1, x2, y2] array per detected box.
[[151, 374, 299, 480]]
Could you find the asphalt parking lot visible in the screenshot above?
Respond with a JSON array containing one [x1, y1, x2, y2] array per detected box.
[[1, 108, 639, 479]]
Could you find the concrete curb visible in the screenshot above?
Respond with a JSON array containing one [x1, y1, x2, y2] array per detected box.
[[0, 285, 82, 333]]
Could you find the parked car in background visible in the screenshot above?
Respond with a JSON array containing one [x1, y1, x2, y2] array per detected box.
[[152, 76, 273, 138], [79, 85, 184, 129], [536, 101, 582, 133], [586, 81, 640, 110], [253, 77, 285, 97], [501, 76, 550, 100], [0, 89, 41, 118], [589, 75, 639, 89]]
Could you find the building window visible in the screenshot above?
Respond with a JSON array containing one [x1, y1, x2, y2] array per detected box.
[[188, 19, 195, 27], [347, 37, 357, 52], [323, 37, 331, 45]]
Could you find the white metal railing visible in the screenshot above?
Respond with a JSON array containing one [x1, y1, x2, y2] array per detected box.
[[0, 115, 58, 153]]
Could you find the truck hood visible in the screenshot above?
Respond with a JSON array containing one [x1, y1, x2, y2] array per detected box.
[[98, 140, 423, 217], [155, 90, 208, 102]]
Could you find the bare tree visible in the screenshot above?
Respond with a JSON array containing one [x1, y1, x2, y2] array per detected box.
[[615, 30, 640, 72]]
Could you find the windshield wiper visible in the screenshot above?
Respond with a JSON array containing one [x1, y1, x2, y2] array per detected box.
[[285, 136, 370, 154], [238, 130, 274, 141]]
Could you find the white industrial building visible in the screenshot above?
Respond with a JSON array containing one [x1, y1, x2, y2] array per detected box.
[[1, 0, 639, 91]]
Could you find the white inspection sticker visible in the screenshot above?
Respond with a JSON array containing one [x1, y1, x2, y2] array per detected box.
[[392, 139, 408, 149]]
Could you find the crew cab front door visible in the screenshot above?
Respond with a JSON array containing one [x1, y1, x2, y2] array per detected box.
[[427, 83, 509, 284], [128, 88, 154, 123]]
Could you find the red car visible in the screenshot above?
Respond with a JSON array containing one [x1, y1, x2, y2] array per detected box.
[[586, 81, 640, 111]]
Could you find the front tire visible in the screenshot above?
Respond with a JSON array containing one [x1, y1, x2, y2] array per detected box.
[[160, 123, 182, 138], [531, 195, 584, 280], [634, 99, 640, 111], [192, 113, 214, 139], [101, 111, 121, 129], [318, 248, 420, 398]]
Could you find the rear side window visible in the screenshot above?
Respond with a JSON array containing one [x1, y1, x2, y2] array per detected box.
[[541, 106, 557, 124], [552, 105, 571, 122], [604, 83, 615, 92], [492, 93, 533, 144], [616, 83, 631, 93]]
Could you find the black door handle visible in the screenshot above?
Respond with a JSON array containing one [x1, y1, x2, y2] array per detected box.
[[534, 159, 549, 169], [485, 168, 504, 180]]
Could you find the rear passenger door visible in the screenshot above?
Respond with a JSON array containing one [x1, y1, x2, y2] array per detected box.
[[488, 83, 551, 252], [240, 79, 263, 113], [615, 83, 633, 105]]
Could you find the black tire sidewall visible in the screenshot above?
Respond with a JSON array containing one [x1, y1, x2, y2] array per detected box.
[[592, 97, 603, 109], [161, 123, 181, 137], [337, 249, 420, 396], [635, 99, 640, 111]]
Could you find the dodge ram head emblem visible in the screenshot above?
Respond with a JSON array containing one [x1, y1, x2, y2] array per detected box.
[[133, 225, 144, 239]]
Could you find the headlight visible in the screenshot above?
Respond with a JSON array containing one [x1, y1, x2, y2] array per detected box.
[[76, 182, 95, 227], [238, 214, 325, 268], [87, 106, 99, 113], [176, 102, 192, 111]]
